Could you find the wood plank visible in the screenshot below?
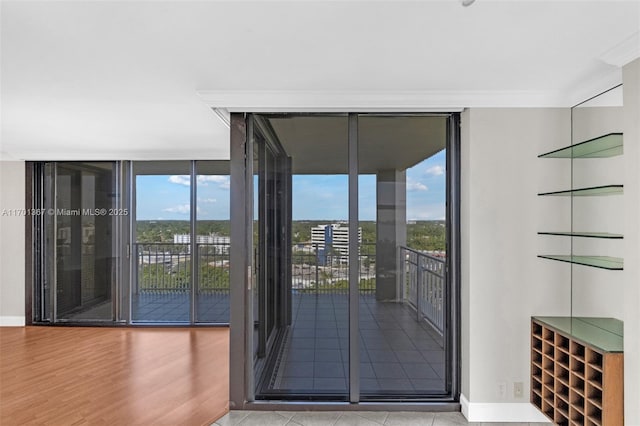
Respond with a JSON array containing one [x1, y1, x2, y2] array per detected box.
[[602, 352, 624, 426], [0, 326, 229, 426]]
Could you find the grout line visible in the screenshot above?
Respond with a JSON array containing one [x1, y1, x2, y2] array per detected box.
[[330, 412, 342, 426]]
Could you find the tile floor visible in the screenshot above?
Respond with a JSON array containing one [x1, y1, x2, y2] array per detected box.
[[66, 292, 231, 323], [267, 294, 445, 395], [212, 411, 551, 426], [131, 292, 230, 323]]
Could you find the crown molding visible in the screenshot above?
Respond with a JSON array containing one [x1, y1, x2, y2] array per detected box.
[[197, 89, 569, 112], [565, 67, 623, 107], [599, 31, 640, 68]]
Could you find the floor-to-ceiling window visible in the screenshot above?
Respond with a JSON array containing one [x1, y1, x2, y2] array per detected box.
[[30, 160, 231, 325], [34, 162, 121, 323], [230, 112, 460, 406]]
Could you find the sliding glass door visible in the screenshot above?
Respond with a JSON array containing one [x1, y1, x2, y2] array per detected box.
[[230, 112, 460, 405], [38, 162, 121, 322], [252, 119, 294, 389], [32, 160, 231, 325], [131, 161, 192, 323]]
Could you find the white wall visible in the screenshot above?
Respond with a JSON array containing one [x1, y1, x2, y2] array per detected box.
[[622, 58, 640, 426], [571, 104, 625, 319], [0, 161, 26, 325], [461, 108, 571, 422]]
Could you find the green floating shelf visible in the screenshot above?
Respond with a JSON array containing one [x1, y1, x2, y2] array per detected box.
[[538, 255, 623, 270], [538, 184, 623, 197], [539, 133, 623, 158], [533, 316, 623, 353], [538, 231, 623, 239]]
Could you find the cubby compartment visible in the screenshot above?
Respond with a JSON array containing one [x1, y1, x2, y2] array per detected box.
[[571, 361, 585, 380], [586, 348, 603, 366], [555, 333, 570, 352], [531, 317, 623, 426], [586, 366, 603, 384], [555, 364, 570, 387], [543, 339, 554, 358], [556, 398, 570, 422], [542, 370, 554, 389], [570, 372, 585, 391], [586, 383, 603, 408], [555, 380, 570, 403], [570, 340, 585, 361], [532, 321, 543, 338], [570, 405, 585, 426], [556, 347, 570, 368], [569, 388, 585, 410], [586, 400, 603, 426]]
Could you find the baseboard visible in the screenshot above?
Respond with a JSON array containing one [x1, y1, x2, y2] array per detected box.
[[460, 394, 551, 423], [0, 316, 26, 326]]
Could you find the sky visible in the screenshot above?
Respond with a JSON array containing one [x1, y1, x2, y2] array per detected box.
[[136, 149, 445, 221]]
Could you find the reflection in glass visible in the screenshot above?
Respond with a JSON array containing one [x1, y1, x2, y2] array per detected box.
[[54, 162, 117, 321]]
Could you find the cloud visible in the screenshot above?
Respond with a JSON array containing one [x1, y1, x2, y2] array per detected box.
[[197, 175, 230, 189], [168, 175, 231, 189], [168, 175, 190, 186], [163, 204, 190, 214], [199, 198, 217, 203], [407, 178, 428, 192], [425, 165, 445, 176]]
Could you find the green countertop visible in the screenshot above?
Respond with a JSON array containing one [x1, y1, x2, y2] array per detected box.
[[532, 316, 623, 353]]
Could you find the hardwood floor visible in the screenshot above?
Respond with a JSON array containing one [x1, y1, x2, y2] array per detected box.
[[0, 326, 229, 426]]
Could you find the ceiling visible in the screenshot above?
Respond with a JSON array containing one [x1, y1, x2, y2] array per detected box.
[[1, 0, 638, 161], [269, 115, 446, 174]]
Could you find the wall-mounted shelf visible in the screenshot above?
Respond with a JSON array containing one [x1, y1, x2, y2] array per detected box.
[[538, 185, 623, 197], [537, 231, 623, 239], [537, 255, 623, 270], [538, 133, 623, 159]]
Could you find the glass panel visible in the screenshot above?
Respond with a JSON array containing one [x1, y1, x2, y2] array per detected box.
[[569, 86, 625, 324], [41, 163, 55, 321], [358, 115, 448, 397], [253, 140, 260, 361], [195, 161, 231, 323], [538, 185, 623, 197], [537, 231, 623, 239], [257, 115, 349, 397], [54, 162, 117, 321], [538, 133, 623, 159], [132, 161, 191, 323], [533, 317, 623, 352], [537, 255, 623, 270]]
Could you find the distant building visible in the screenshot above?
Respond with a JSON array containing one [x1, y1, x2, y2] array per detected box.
[[310, 224, 362, 265], [173, 234, 230, 254]]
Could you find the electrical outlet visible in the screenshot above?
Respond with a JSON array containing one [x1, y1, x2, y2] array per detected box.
[[514, 382, 524, 398], [497, 381, 506, 399]]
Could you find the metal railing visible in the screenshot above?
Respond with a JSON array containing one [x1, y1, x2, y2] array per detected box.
[[134, 242, 446, 336], [135, 242, 230, 294], [291, 243, 375, 294], [400, 246, 446, 335]]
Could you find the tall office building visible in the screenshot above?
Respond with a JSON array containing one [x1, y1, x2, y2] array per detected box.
[[310, 223, 361, 264]]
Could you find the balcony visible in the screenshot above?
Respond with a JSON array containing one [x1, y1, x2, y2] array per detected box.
[[133, 242, 447, 394], [133, 243, 445, 333]]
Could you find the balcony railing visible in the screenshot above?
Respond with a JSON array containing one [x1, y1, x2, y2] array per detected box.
[[135, 243, 230, 294], [292, 243, 375, 294], [400, 246, 446, 335], [134, 241, 445, 336]]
